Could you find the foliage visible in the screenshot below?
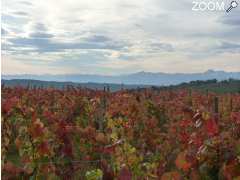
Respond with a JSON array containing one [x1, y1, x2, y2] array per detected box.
[[85, 169, 103, 180], [1, 86, 240, 179]]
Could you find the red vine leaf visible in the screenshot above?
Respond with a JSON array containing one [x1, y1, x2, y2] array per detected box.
[[175, 151, 191, 172], [205, 118, 218, 137], [38, 141, 50, 156], [161, 171, 181, 180], [117, 166, 132, 180]]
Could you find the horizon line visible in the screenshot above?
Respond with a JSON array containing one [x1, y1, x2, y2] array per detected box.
[[2, 69, 240, 76]]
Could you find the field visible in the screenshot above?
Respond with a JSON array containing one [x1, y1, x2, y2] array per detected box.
[[1, 86, 240, 179]]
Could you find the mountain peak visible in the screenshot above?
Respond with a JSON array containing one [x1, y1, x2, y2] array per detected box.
[[137, 71, 147, 74], [205, 69, 226, 74], [205, 69, 216, 73]]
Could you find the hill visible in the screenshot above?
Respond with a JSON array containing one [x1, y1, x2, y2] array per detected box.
[[2, 69, 240, 86], [1, 79, 150, 91], [156, 79, 240, 94], [2, 79, 240, 93]]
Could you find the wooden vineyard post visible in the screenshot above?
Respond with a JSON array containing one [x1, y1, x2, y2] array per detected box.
[[27, 83, 30, 90], [97, 86, 108, 132], [213, 96, 220, 174], [214, 96, 219, 125], [189, 89, 192, 97], [99, 86, 109, 162], [188, 89, 193, 107], [214, 96, 219, 114], [230, 96, 233, 112], [206, 89, 211, 111], [121, 83, 124, 91], [98, 87, 105, 131]]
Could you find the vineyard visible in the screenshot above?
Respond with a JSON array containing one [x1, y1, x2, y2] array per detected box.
[[1, 86, 240, 179]]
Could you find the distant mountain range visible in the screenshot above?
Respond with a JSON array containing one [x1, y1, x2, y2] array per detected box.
[[1, 79, 150, 91], [2, 79, 240, 93], [2, 70, 240, 86]]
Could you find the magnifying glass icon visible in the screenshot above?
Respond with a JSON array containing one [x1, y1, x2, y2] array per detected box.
[[226, 1, 238, 13]]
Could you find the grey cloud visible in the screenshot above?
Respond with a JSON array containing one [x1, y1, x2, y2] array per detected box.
[[217, 6, 240, 26], [18, 1, 33, 6], [5, 22, 125, 53], [151, 43, 174, 52], [9, 37, 50, 47], [2, 14, 25, 21], [2, 13, 29, 25], [26, 23, 54, 39], [1, 28, 8, 35], [189, 30, 240, 40], [85, 35, 111, 43], [223, 18, 240, 26], [217, 42, 240, 53], [188, 41, 240, 59], [220, 15, 240, 26], [6, 36, 124, 53], [117, 42, 175, 61], [32, 23, 48, 32], [119, 54, 143, 60], [50, 52, 105, 67], [13, 11, 29, 17], [29, 32, 54, 39]]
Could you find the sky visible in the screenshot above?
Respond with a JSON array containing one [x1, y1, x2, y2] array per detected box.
[[1, 0, 240, 75]]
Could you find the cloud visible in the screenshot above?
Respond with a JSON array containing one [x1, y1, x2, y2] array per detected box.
[[150, 43, 174, 52], [31, 23, 48, 32], [1, 55, 72, 75], [217, 42, 240, 53], [1, 28, 8, 35], [3, 21, 125, 54], [12, 11, 29, 17], [29, 32, 54, 39], [219, 10, 240, 26], [2, 0, 240, 75], [221, 16, 240, 26], [7, 35, 124, 53], [2, 13, 28, 24], [18, 1, 33, 6], [85, 35, 111, 43]]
